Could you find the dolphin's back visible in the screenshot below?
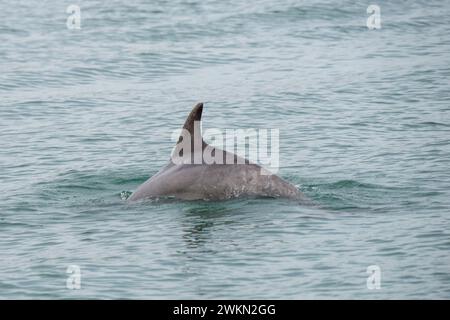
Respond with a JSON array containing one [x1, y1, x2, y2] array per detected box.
[[128, 103, 305, 202], [129, 162, 302, 201]]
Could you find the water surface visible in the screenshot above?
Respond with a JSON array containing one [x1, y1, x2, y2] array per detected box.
[[1, 0, 449, 299]]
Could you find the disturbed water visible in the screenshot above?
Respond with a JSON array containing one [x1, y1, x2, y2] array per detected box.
[[1, 0, 450, 299]]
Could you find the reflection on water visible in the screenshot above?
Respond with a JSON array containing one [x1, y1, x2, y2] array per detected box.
[[181, 202, 239, 250]]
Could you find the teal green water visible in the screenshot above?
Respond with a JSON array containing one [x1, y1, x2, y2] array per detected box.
[[1, 0, 450, 299]]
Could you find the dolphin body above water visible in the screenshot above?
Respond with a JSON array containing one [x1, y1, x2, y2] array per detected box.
[[128, 103, 304, 202]]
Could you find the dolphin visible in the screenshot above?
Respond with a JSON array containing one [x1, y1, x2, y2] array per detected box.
[[128, 103, 304, 201]]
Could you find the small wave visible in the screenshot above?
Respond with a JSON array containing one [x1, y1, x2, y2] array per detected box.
[[316, 179, 393, 190], [404, 121, 450, 129], [32, 168, 150, 207], [120, 191, 132, 200], [299, 179, 403, 212]]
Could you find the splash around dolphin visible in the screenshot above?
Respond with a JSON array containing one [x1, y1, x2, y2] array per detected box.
[[128, 103, 305, 202]]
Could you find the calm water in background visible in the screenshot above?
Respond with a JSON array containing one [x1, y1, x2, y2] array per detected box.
[[1, 0, 450, 299]]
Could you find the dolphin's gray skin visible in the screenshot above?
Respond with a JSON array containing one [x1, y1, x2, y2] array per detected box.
[[128, 103, 304, 201]]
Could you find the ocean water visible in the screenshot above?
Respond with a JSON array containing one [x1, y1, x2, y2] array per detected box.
[[1, 0, 450, 299]]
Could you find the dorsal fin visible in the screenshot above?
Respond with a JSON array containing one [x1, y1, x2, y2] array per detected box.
[[172, 102, 242, 165], [176, 102, 207, 154], [177, 102, 203, 142]]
